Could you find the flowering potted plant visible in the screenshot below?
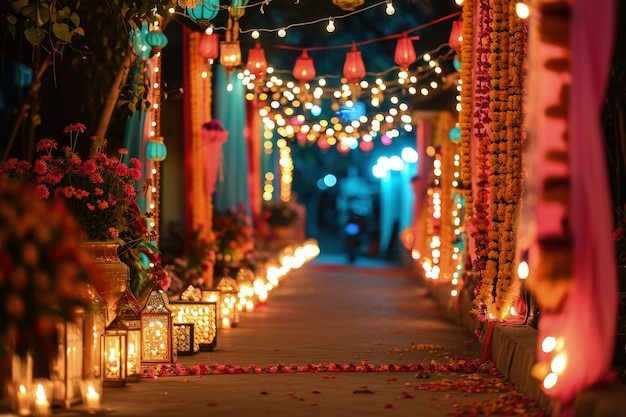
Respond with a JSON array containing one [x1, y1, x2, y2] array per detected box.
[[213, 205, 254, 264], [0, 123, 145, 307]]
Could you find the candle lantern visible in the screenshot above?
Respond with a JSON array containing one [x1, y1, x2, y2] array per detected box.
[[246, 42, 268, 77], [115, 289, 143, 382], [83, 285, 106, 382], [343, 43, 366, 84], [32, 378, 53, 417], [171, 301, 218, 352], [101, 317, 128, 387], [9, 354, 33, 416], [78, 379, 102, 414], [201, 287, 222, 323], [173, 323, 195, 355], [50, 308, 85, 407], [199, 32, 220, 63], [216, 275, 240, 328], [139, 286, 174, 364]]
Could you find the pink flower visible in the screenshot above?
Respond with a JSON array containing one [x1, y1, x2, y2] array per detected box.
[[33, 160, 47, 175], [129, 168, 142, 180], [123, 184, 136, 197], [97, 200, 109, 210], [108, 227, 120, 238], [81, 160, 97, 175], [94, 187, 104, 196], [118, 148, 128, 155], [34, 185, 50, 199], [130, 158, 142, 169], [35, 138, 58, 152], [63, 123, 86, 133], [89, 173, 104, 184], [115, 164, 129, 176]]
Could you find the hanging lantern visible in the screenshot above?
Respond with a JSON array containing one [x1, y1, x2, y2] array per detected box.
[[187, 0, 220, 29], [101, 317, 128, 387], [129, 21, 152, 61], [146, 30, 168, 50], [246, 42, 268, 77], [449, 19, 463, 53], [332, 0, 364, 11], [139, 286, 174, 365], [293, 50, 316, 84], [220, 40, 242, 70], [394, 32, 417, 70], [146, 136, 168, 162], [198, 32, 220, 63], [343, 43, 366, 84], [115, 290, 142, 382]]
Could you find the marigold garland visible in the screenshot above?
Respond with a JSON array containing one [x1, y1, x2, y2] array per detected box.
[[459, 0, 474, 218]]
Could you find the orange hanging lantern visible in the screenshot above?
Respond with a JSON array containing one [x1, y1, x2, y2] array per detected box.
[[293, 50, 316, 83], [198, 32, 219, 62], [448, 19, 463, 53], [220, 40, 242, 70], [246, 42, 268, 77], [343, 43, 365, 84], [394, 32, 417, 70]]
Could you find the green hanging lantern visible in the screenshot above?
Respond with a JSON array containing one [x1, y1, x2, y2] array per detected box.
[[187, 0, 220, 28], [146, 136, 168, 161], [146, 30, 168, 49]]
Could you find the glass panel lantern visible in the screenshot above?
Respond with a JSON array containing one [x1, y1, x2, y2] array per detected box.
[[173, 323, 195, 356], [201, 288, 221, 324], [50, 307, 84, 407], [216, 276, 240, 328], [101, 317, 127, 387], [140, 286, 174, 364], [9, 354, 33, 416], [115, 289, 142, 382], [83, 284, 106, 381], [171, 301, 218, 352]]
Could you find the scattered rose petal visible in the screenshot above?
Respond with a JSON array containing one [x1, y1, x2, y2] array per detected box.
[[383, 403, 397, 409]]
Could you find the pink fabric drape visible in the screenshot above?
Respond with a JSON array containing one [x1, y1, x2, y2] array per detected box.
[[201, 130, 228, 196], [528, 0, 618, 413]]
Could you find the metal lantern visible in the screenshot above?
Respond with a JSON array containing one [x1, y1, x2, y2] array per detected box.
[[216, 275, 240, 328], [343, 43, 366, 84], [220, 40, 242, 70], [83, 285, 106, 382], [293, 50, 316, 83], [101, 317, 128, 387], [139, 286, 174, 364], [394, 32, 417, 70], [115, 290, 143, 382], [50, 308, 85, 407], [199, 32, 220, 63], [173, 323, 195, 356], [171, 301, 218, 352], [246, 42, 267, 77], [146, 136, 168, 162], [187, 0, 220, 29]]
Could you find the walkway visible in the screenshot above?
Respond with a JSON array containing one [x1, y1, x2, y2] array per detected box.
[[54, 255, 548, 417]]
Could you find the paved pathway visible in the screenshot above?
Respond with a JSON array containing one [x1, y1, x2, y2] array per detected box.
[[52, 256, 548, 417]]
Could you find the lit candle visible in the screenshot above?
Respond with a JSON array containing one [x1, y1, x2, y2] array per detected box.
[[33, 383, 50, 416], [107, 347, 119, 377], [222, 317, 231, 329], [16, 383, 30, 416], [84, 384, 100, 412]]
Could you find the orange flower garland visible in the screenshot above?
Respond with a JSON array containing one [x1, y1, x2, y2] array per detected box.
[[460, 0, 474, 218]]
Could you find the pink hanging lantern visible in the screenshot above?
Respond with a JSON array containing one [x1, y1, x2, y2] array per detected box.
[[293, 50, 316, 83], [394, 32, 417, 70], [449, 19, 463, 53], [343, 43, 365, 84], [246, 42, 268, 77], [198, 32, 219, 62]]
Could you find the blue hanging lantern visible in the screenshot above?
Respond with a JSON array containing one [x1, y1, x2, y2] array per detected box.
[[187, 0, 220, 28], [449, 125, 461, 143], [146, 136, 168, 161], [453, 54, 462, 72], [129, 21, 152, 61], [146, 30, 168, 50]]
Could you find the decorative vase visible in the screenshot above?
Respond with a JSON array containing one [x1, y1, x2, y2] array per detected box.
[[80, 241, 129, 325]]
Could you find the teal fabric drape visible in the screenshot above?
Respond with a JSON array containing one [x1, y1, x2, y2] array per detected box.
[[213, 66, 250, 213]]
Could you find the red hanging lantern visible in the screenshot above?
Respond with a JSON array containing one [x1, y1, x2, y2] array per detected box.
[[394, 32, 416, 70], [246, 42, 268, 77], [449, 19, 463, 53], [293, 50, 316, 83], [198, 32, 219, 62], [343, 43, 365, 84]]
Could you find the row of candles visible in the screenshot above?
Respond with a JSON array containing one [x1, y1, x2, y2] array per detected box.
[[8, 239, 320, 416]]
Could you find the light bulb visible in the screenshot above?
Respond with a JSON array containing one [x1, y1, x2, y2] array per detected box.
[[516, 2, 530, 18], [327, 18, 335, 32], [205, 25, 214, 35], [277, 28, 286, 38], [252, 30, 260, 39], [385, 0, 395, 15]]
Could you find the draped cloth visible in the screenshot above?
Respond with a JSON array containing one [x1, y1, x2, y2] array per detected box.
[[520, 0, 618, 414]]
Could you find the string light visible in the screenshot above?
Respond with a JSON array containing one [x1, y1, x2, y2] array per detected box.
[[385, 0, 395, 15], [326, 17, 336, 32], [277, 27, 287, 38]]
